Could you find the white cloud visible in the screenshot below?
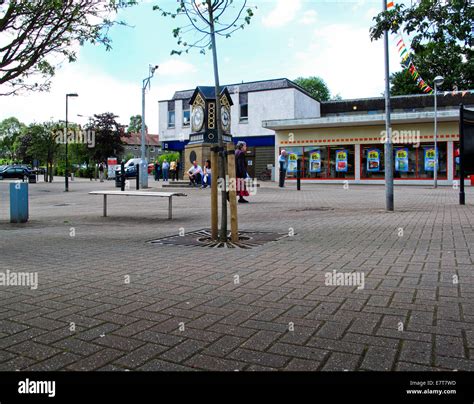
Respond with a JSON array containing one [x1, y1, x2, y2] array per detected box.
[[291, 23, 400, 99], [262, 0, 302, 28], [158, 59, 197, 76], [301, 10, 318, 25], [0, 62, 192, 134]]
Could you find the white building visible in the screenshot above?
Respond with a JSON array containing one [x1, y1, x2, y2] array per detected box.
[[158, 78, 320, 177]]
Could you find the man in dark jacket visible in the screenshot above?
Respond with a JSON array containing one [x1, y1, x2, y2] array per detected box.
[[235, 141, 249, 203]]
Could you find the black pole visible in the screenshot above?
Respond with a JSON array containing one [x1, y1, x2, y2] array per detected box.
[[65, 96, 69, 192], [459, 104, 465, 205], [121, 161, 125, 191], [297, 158, 301, 191], [136, 165, 140, 190]]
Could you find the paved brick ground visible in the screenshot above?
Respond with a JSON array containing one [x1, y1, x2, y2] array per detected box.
[[0, 177, 473, 371]]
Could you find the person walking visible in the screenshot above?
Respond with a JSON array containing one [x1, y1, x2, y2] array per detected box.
[[98, 161, 105, 182], [162, 159, 170, 182], [278, 149, 288, 188], [235, 141, 249, 203], [174, 159, 180, 181]]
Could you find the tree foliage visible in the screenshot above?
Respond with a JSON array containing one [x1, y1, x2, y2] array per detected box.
[[293, 76, 332, 102], [0, 116, 24, 159], [370, 0, 473, 93], [127, 114, 145, 133], [0, 0, 136, 95], [85, 112, 126, 162]]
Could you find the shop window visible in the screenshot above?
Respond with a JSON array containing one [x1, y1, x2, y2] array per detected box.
[[393, 145, 417, 178], [282, 147, 303, 179], [454, 141, 460, 178], [304, 147, 328, 178], [417, 143, 447, 179], [361, 145, 385, 179], [328, 146, 355, 178]]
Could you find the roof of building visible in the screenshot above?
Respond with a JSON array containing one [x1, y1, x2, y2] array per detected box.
[[320, 91, 474, 115], [165, 78, 318, 102], [121, 133, 160, 146], [263, 109, 460, 130]]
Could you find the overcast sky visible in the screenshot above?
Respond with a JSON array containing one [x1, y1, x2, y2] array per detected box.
[[0, 0, 406, 134]]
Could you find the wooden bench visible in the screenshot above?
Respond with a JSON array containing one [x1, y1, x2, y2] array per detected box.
[[89, 191, 187, 220]]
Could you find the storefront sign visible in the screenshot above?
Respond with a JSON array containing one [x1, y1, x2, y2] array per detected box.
[[335, 150, 348, 172], [424, 147, 438, 171], [395, 148, 409, 172], [367, 149, 380, 172], [287, 153, 298, 173], [309, 150, 322, 173]]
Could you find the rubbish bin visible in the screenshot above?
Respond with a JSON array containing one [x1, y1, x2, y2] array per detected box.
[[10, 182, 28, 223], [115, 171, 122, 188], [28, 173, 36, 184]]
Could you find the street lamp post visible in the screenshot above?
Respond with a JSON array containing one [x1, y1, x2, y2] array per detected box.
[[433, 76, 444, 189], [140, 64, 159, 188], [65, 93, 78, 192]]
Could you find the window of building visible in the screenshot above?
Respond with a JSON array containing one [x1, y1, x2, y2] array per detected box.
[[168, 101, 175, 128], [361, 145, 385, 179], [182, 99, 190, 126], [417, 143, 447, 179], [239, 93, 248, 122], [304, 147, 328, 179], [454, 141, 460, 179], [328, 146, 355, 178]]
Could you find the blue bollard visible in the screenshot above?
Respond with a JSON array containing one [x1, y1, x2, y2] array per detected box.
[[10, 182, 29, 223]]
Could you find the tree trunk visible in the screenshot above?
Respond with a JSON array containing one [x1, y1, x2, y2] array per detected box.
[[207, 0, 228, 242]]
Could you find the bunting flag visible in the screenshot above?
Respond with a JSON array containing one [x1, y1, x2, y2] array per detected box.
[[387, 1, 434, 94]]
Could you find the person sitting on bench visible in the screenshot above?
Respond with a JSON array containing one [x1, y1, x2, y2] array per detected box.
[[187, 160, 203, 187]]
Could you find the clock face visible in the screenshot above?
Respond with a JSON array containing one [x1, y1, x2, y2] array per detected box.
[[221, 107, 231, 132], [192, 106, 204, 132]]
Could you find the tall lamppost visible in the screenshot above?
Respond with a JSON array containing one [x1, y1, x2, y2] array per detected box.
[[65, 93, 78, 192], [140, 64, 159, 188], [433, 76, 444, 189]]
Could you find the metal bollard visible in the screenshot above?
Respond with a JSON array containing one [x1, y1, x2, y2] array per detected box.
[[136, 166, 140, 190], [297, 158, 301, 191], [10, 182, 29, 223], [121, 162, 125, 191]]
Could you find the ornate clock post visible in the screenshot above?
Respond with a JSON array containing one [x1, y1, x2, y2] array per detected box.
[[185, 86, 233, 239]]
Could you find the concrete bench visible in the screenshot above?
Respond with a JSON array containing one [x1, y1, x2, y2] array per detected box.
[[89, 191, 187, 220]]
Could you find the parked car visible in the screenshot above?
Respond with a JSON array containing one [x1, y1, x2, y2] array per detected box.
[[0, 166, 32, 180], [115, 165, 137, 179]]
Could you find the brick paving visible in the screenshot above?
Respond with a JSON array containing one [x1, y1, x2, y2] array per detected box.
[[0, 178, 473, 371]]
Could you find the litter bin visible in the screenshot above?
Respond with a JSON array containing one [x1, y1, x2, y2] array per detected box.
[[115, 171, 122, 188], [28, 173, 36, 184], [10, 182, 28, 223]]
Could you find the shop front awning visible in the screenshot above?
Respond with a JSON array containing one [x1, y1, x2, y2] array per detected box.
[[262, 110, 459, 130]]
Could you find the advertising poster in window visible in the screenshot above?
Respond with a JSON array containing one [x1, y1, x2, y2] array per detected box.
[[367, 149, 380, 172], [335, 150, 348, 172], [309, 150, 322, 173], [287, 153, 298, 173], [395, 148, 409, 172], [424, 147, 438, 171]]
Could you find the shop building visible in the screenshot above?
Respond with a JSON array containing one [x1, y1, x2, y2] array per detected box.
[[158, 78, 320, 178], [263, 92, 473, 185]]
